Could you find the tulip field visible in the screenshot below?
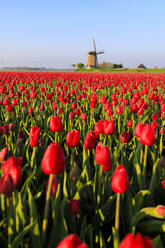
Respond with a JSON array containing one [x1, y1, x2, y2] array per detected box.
[[0, 71, 165, 248]]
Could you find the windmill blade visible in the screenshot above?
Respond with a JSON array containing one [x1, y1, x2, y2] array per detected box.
[[93, 38, 97, 53], [97, 50, 105, 54]]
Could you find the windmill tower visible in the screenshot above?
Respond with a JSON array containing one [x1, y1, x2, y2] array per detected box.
[[86, 39, 104, 69]]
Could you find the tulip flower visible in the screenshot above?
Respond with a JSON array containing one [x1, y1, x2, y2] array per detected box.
[[41, 142, 66, 175], [49, 115, 63, 133], [0, 147, 8, 162], [95, 142, 111, 166], [120, 131, 130, 143], [30, 126, 40, 147], [57, 234, 88, 248], [28, 107, 33, 114], [104, 120, 115, 135], [156, 205, 165, 218], [1, 156, 22, 187], [66, 130, 80, 147], [119, 233, 154, 248], [69, 199, 81, 215], [140, 124, 155, 146], [111, 165, 129, 194], [84, 131, 97, 149], [0, 174, 15, 195], [134, 123, 145, 138], [94, 120, 104, 134]]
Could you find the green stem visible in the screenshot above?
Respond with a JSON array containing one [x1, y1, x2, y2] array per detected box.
[[140, 147, 143, 165], [142, 145, 148, 182], [115, 193, 120, 232], [55, 132, 57, 143], [42, 174, 53, 246], [31, 147, 38, 168], [6, 196, 13, 248]]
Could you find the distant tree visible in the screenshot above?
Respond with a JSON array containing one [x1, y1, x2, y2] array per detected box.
[[99, 62, 114, 69], [77, 63, 84, 70], [114, 63, 123, 69], [71, 64, 76, 71]]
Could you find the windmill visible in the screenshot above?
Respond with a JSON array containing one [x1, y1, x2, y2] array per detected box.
[[86, 39, 104, 69]]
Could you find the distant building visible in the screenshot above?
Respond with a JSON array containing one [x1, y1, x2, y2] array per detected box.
[[137, 64, 147, 69]]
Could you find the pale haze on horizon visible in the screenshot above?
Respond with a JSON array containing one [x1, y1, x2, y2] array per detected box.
[[0, 0, 165, 69]]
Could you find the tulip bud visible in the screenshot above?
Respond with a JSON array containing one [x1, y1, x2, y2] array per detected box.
[[84, 131, 97, 149], [111, 165, 129, 193], [94, 120, 104, 134], [120, 131, 130, 143], [156, 205, 165, 218], [104, 120, 115, 135], [57, 234, 88, 248], [0, 174, 15, 195], [0, 147, 8, 162], [30, 126, 40, 147], [1, 156, 22, 187], [66, 130, 80, 147], [140, 124, 155, 146], [49, 116, 63, 132], [134, 123, 145, 138], [41, 142, 66, 175], [70, 199, 81, 215], [95, 142, 111, 165], [119, 233, 154, 248]]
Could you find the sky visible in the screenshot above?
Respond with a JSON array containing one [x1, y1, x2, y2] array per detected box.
[[0, 0, 165, 69]]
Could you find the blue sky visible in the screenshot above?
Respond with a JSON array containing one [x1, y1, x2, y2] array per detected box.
[[0, 0, 165, 68]]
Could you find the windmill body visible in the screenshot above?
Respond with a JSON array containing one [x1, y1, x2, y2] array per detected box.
[[86, 39, 104, 69]]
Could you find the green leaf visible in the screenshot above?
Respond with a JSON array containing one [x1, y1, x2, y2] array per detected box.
[[28, 189, 42, 248], [12, 221, 36, 248], [152, 235, 164, 248]]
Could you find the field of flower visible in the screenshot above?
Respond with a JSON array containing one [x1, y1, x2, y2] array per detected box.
[[0, 71, 165, 248]]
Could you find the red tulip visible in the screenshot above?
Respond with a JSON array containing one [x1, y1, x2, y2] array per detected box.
[[160, 127, 165, 135], [156, 205, 165, 217], [28, 107, 33, 114], [30, 126, 40, 147], [57, 234, 88, 248], [0, 174, 15, 195], [127, 120, 133, 127], [69, 111, 74, 119], [116, 105, 123, 115], [134, 123, 145, 138], [94, 120, 104, 134], [1, 156, 22, 187], [140, 124, 155, 146], [0, 147, 8, 162], [102, 160, 111, 172], [70, 199, 81, 215], [111, 165, 129, 193], [84, 131, 97, 149], [120, 131, 130, 143], [81, 113, 87, 121], [95, 142, 111, 165], [66, 130, 80, 147], [41, 142, 66, 175], [161, 180, 165, 189], [119, 233, 154, 248], [104, 120, 115, 135], [49, 116, 64, 132]]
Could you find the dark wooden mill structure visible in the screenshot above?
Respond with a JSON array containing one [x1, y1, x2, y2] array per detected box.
[[86, 39, 104, 69]]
